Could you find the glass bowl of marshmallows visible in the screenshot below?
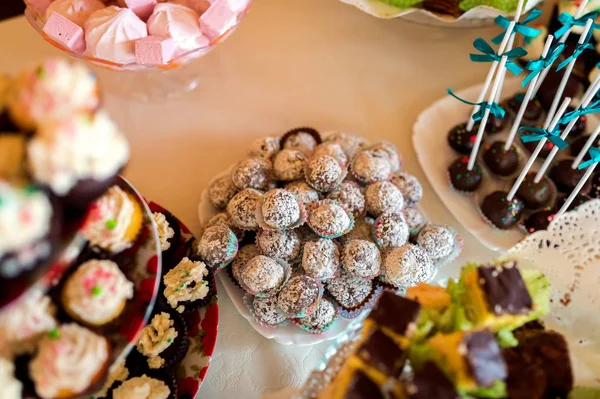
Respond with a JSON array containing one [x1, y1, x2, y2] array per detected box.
[[24, 0, 252, 100]]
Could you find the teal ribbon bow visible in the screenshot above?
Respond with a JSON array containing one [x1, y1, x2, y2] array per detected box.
[[470, 38, 527, 75], [492, 9, 543, 45], [447, 89, 505, 122], [559, 100, 600, 124], [557, 41, 595, 71], [578, 147, 600, 169], [555, 11, 600, 38], [519, 126, 569, 149], [522, 43, 566, 87]]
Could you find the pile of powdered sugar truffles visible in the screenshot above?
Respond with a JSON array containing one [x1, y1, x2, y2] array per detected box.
[[196, 128, 461, 334]]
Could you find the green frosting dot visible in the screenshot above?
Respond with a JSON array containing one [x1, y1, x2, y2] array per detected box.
[[167, 338, 173, 343], [106, 219, 117, 230], [91, 286, 102, 296], [36, 66, 45, 77], [48, 329, 60, 339]]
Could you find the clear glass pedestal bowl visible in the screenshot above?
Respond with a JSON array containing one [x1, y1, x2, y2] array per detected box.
[[24, 2, 252, 101]]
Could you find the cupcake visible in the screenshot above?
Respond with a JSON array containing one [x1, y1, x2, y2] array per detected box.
[[230, 244, 260, 285], [416, 224, 455, 261], [301, 238, 340, 281], [326, 271, 377, 316], [293, 297, 338, 334], [276, 275, 322, 318], [351, 151, 391, 184], [27, 111, 129, 208], [365, 181, 404, 217], [257, 189, 305, 230], [163, 257, 213, 313], [112, 374, 173, 399], [382, 244, 434, 288], [305, 155, 346, 193], [239, 255, 289, 297], [0, 182, 57, 279], [256, 229, 302, 262], [82, 185, 143, 254], [284, 180, 320, 204], [390, 172, 423, 208], [323, 132, 367, 159], [0, 357, 22, 399], [135, 310, 188, 370], [327, 181, 366, 218], [373, 211, 409, 249], [196, 225, 238, 268], [251, 296, 288, 328], [341, 239, 381, 279], [0, 290, 57, 357], [29, 324, 110, 399], [61, 259, 134, 326], [226, 188, 263, 231], [307, 201, 354, 239], [281, 127, 321, 154], [231, 157, 273, 190], [207, 173, 239, 210], [273, 149, 306, 181], [7, 58, 100, 130], [152, 211, 181, 268]]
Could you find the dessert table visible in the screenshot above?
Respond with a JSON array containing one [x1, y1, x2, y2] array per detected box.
[[0, 0, 554, 397]]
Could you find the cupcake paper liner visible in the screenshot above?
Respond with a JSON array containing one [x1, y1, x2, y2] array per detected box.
[[280, 126, 323, 150], [226, 263, 245, 291], [279, 280, 324, 319], [255, 194, 307, 231], [239, 259, 292, 298], [243, 293, 290, 329], [337, 284, 383, 320], [306, 200, 356, 239], [291, 305, 340, 335], [151, 208, 182, 272], [220, 229, 240, 269]]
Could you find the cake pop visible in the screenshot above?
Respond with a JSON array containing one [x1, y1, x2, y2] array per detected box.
[[515, 172, 556, 209], [448, 157, 483, 192], [482, 141, 520, 177], [447, 123, 477, 155], [523, 209, 555, 234], [480, 191, 525, 229], [550, 159, 592, 194]]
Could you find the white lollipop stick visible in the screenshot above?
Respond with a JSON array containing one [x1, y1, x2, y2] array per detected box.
[[556, 163, 597, 216], [504, 35, 555, 151], [466, 0, 525, 132], [542, 19, 594, 127], [572, 123, 600, 167], [493, 34, 517, 104], [532, 0, 591, 96], [468, 55, 510, 170], [534, 76, 600, 182], [507, 97, 572, 201]]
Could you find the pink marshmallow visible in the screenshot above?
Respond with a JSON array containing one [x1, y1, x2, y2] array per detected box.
[[25, 0, 51, 16], [200, 0, 238, 41], [135, 36, 175, 65], [119, 0, 158, 21], [43, 12, 86, 53]]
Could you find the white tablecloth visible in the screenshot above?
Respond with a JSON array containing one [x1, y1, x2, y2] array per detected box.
[[0, 0, 557, 397]]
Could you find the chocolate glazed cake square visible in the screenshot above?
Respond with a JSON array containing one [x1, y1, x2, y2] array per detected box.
[[367, 291, 421, 337], [355, 329, 406, 378], [463, 330, 508, 388], [478, 262, 533, 315], [404, 362, 458, 399]]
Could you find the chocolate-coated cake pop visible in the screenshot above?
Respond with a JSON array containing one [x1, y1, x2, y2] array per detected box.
[[502, 93, 544, 123], [447, 123, 477, 155], [485, 113, 508, 135], [448, 157, 483, 192], [557, 193, 592, 212], [523, 210, 555, 234], [591, 173, 600, 199], [480, 191, 525, 229], [483, 141, 520, 177], [520, 134, 556, 158], [515, 172, 556, 210], [536, 69, 584, 111], [570, 134, 600, 158], [549, 159, 592, 195]]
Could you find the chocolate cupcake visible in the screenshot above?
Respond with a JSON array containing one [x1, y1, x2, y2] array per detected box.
[[163, 257, 214, 313], [256, 228, 302, 262], [341, 239, 381, 279], [483, 141, 521, 177], [231, 157, 273, 191], [250, 296, 288, 328], [305, 155, 347, 193], [112, 372, 176, 399], [323, 132, 368, 159], [230, 244, 260, 286], [133, 309, 188, 370], [152, 211, 181, 270], [373, 211, 409, 249], [257, 189, 305, 230], [208, 174, 239, 210], [273, 149, 306, 181], [326, 271, 378, 317], [447, 122, 477, 155], [312, 143, 349, 166], [390, 172, 423, 208], [550, 159, 592, 195], [248, 136, 280, 160], [239, 255, 289, 297], [281, 127, 321, 154], [301, 238, 340, 281], [277, 275, 322, 318], [381, 244, 433, 288], [480, 191, 525, 229], [365, 181, 404, 217], [515, 173, 556, 210], [415, 224, 455, 261], [351, 151, 391, 185], [448, 157, 483, 193], [196, 225, 238, 268], [327, 181, 366, 218], [365, 141, 402, 172], [293, 297, 339, 334], [227, 188, 264, 231], [284, 181, 321, 205], [307, 201, 354, 239], [402, 208, 426, 238]]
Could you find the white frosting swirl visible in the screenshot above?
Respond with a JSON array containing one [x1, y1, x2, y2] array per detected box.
[[63, 259, 134, 325], [29, 324, 109, 399], [46, 0, 105, 27], [85, 6, 148, 64], [0, 358, 22, 399], [112, 375, 171, 399], [0, 290, 57, 357], [81, 185, 136, 253], [147, 3, 208, 55], [153, 212, 174, 251], [136, 312, 178, 369], [8, 58, 100, 129], [0, 182, 52, 260], [93, 359, 129, 398], [163, 257, 209, 313], [27, 110, 130, 196]]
